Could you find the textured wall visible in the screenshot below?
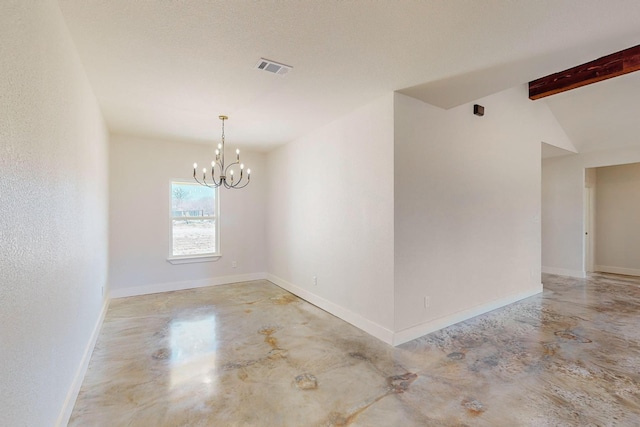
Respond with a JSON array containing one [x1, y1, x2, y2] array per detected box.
[[394, 87, 570, 337], [541, 154, 586, 277], [0, 1, 109, 426], [109, 134, 267, 294], [596, 163, 640, 275], [265, 94, 395, 337]]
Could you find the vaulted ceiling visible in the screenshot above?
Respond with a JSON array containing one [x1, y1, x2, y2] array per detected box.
[[57, 0, 640, 152]]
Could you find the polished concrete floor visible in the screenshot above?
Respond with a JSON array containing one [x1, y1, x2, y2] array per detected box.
[[69, 273, 640, 426]]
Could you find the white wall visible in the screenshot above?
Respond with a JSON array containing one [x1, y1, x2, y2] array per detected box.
[[0, 1, 109, 426], [393, 87, 571, 343], [265, 94, 395, 342], [109, 135, 267, 296], [541, 155, 586, 277], [542, 147, 640, 277], [595, 162, 640, 276]]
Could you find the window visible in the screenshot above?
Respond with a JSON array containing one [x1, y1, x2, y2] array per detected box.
[[169, 181, 219, 261]]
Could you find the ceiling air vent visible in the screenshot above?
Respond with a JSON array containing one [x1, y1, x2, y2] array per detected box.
[[255, 58, 292, 76]]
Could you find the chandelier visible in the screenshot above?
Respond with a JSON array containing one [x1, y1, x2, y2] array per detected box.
[[193, 115, 250, 189]]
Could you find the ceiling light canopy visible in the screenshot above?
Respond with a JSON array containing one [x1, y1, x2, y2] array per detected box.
[[193, 115, 250, 189]]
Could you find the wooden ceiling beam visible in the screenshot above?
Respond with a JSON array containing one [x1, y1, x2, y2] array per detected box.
[[529, 44, 640, 100]]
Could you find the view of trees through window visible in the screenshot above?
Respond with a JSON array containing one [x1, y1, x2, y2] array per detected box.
[[171, 182, 217, 256]]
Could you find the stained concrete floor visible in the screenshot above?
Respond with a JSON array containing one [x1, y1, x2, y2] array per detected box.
[[69, 273, 640, 426]]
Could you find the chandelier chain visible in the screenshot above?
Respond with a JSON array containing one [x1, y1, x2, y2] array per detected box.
[[221, 117, 225, 144]]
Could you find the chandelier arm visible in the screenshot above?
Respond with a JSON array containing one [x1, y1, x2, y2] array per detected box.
[[205, 168, 225, 188], [194, 176, 214, 188], [224, 161, 241, 187], [229, 180, 250, 189], [224, 160, 240, 174], [212, 161, 223, 183]]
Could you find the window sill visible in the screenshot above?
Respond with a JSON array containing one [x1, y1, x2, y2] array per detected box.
[[167, 254, 222, 265]]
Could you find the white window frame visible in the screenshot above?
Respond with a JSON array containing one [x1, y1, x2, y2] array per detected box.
[[167, 180, 221, 264]]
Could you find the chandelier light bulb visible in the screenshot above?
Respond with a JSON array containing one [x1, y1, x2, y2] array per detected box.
[[240, 163, 244, 169], [193, 163, 197, 169]]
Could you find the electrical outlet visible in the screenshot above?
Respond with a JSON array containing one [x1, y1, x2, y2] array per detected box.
[[232, 261, 237, 268], [424, 296, 430, 308], [313, 276, 317, 286]]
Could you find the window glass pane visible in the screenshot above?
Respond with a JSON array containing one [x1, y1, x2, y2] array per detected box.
[[172, 219, 216, 256], [171, 183, 216, 217]]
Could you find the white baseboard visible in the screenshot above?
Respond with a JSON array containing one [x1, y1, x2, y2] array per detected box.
[[594, 265, 640, 277], [110, 272, 268, 299], [56, 297, 110, 427], [542, 266, 586, 278], [266, 274, 395, 345], [392, 284, 543, 346]]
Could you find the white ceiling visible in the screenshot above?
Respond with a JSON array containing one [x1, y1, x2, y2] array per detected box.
[[541, 142, 575, 160], [56, 0, 640, 152], [544, 71, 640, 154]]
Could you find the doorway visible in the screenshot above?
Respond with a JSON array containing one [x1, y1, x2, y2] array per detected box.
[[583, 168, 596, 273], [584, 163, 640, 277]]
